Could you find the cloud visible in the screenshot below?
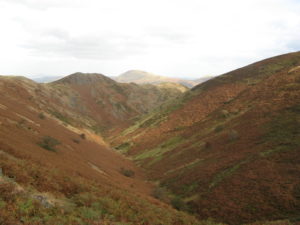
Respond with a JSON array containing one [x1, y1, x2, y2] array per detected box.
[[0, 0, 83, 10], [0, 0, 299, 78], [20, 31, 147, 60], [147, 27, 191, 43], [287, 39, 300, 51], [43, 29, 70, 40]]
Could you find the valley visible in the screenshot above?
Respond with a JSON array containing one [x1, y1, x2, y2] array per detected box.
[[0, 52, 299, 225]]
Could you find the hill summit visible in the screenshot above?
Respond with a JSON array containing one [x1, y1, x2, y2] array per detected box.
[[114, 70, 212, 87], [55, 72, 114, 85]]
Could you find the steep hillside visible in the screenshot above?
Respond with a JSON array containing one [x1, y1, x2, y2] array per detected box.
[[25, 72, 187, 135], [0, 75, 204, 225], [114, 70, 212, 88], [111, 52, 300, 224]]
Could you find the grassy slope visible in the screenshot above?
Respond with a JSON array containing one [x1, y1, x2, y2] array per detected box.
[[111, 52, 300, 224], [0, 76, 206, 225], [49, 72, 188, 135]]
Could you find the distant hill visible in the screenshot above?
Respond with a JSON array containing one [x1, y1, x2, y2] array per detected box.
[[32, 75, 63, 83], [50, 72, 188, 132], [114, 70, 212, 88]]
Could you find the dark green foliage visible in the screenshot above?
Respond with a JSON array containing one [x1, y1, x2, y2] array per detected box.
[[115, 142, 131, 151], [120, 168, 135, 177], [214, 124, 224, 133], [37, 136, 61, 152], [49, 111, 71, 125], [171, 196, 187, 211]]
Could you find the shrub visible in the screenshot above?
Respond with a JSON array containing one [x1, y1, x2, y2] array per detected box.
[[115, 142, 131, 151], [171, 196, 186, 211], [38, 113, 46, 119], [81, 207, 101, 220], [37, 136, 61, 152], [120, 168, 135, 177], [80, 133, 86, 140], [72, 139, 80, 144], [49, 111, 71, 125], [214, 125, 224, 133]]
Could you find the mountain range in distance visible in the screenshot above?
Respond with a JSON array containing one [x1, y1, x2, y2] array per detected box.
[[113, 70, 213, 88], [32, 70, 213, 88]]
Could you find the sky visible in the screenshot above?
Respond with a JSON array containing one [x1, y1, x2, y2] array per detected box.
[[0, 0, 299, 79]]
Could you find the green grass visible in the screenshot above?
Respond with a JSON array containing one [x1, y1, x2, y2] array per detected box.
[[119, 96, 186, 137], [185, 159, 204, 170], [18, 199, 34, 214], [49, 110, 71, 125], [134, 136, 184, 162], [182, 182, 199, 194], [209, 160, 247, 189], [260, 146, 291, 157], [260, 105, 300, 157], [0, 199, 6, 209], [115, 142, 132, 153], [164, 158, 204, 176], [90, 124, 107, 134], [259, 57, 298, 77]]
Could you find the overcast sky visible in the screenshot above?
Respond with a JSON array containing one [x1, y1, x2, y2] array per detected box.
[[0, 0, 299, 79]]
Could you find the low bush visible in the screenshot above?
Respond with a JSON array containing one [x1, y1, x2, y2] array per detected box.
[[115, 142, 131, 151], [72, 139, 80, 144], [214, 124, 224, 133], [171, 196, 187, 211], [120, 168, 135, 177], [38, 113, 46, 120], [37, 136, 61, 152], [49, 110, 73, 125]]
